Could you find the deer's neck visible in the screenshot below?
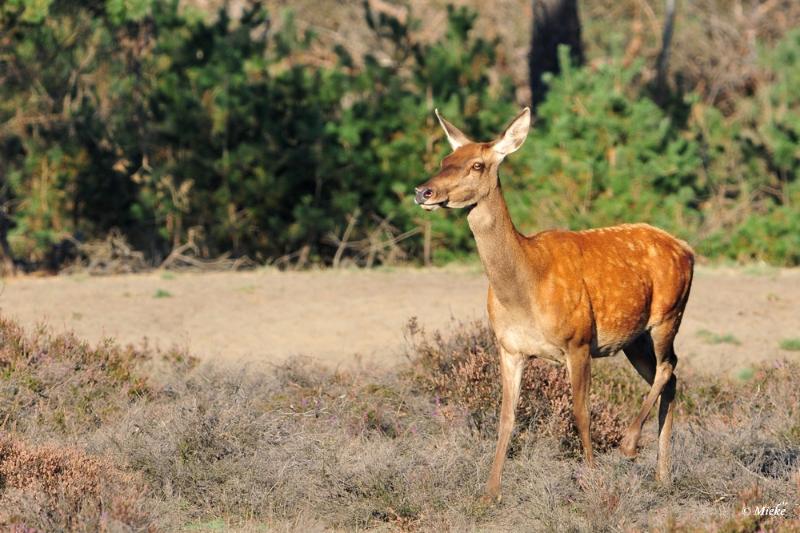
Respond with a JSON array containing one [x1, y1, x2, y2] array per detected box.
[[467, 184, 534, 309]]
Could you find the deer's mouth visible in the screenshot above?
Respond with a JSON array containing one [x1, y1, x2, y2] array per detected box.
[[420, 199, 448, 211]]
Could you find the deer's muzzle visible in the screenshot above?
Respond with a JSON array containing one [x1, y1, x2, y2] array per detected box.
[[414, 187, 434, 205]]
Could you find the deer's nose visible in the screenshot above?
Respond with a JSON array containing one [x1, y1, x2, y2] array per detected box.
[[415, 187, 434, 205]]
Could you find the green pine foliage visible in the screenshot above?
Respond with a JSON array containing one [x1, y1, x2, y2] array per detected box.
[[1, 1, 798, 268], [508, 49, 703, 240], [696, 29, 800, 265]]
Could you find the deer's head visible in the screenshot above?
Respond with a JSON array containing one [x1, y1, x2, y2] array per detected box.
[[414, 107, 530, 210]]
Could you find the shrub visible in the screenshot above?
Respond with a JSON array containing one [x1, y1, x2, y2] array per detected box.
[[510, 48, 703, 242], [0, 316, 195, 437], [0, 434, 154, 531], [406, 318, 626, 452], [0, 315, 798, 529], [0, 1, 515, 268], [2, 2, 800, 268]]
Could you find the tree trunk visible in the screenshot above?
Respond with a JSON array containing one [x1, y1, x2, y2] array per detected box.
[[655, 0, 677, 101], [529, 0, 584, 108], [0, 215, 15, 277], [0, 185, 14, 276]]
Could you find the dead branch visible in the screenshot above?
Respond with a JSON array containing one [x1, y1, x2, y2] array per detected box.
[[63, 230, 148, 275], [332, 209, 360, 269], [159, 235, 254, 272]]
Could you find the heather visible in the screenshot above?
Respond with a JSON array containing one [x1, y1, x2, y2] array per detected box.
[[1, 316, 797, 530]]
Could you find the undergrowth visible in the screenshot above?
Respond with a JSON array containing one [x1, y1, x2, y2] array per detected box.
[[405, 317, 627, 452], [0, 316, 798, 531]]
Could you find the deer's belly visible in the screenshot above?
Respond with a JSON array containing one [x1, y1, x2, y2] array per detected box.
[[592, 334, 634, 357], [593, 310, 650, 356], [495, 324, 564, 362]]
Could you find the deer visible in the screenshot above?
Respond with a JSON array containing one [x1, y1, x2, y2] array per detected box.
[[414, 107, 694, 503]]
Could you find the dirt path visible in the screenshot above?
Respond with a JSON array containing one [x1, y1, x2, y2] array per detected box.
[[0, 266, 798, 376]]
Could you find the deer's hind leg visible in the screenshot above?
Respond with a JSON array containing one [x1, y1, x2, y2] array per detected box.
[[620, 333, 657, 458], [651, 322, 679, 485], [619, 324, 679, 485]]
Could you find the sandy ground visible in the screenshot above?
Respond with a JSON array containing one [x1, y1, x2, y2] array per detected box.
[[0, 266, 798, 376]]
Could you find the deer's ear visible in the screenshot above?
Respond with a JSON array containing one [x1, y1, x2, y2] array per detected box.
[[493, 107, 530, 156], [435, 109, 472, 151]]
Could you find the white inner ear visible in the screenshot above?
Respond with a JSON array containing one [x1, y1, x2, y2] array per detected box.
[[493, 108, 531, 156], [435, 109, 471, 151]]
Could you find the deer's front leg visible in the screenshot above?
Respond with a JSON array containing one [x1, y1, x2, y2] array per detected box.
[[566, 346, 593, 465], [484, 347, 526, 502]]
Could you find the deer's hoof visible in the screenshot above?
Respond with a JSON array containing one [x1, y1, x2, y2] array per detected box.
[[619, 435, 639, 458], [656, 469, 673, 487], [477, 492, 501, 508]]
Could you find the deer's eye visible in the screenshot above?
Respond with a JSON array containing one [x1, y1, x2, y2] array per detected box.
[[472, 162, 484, 171]]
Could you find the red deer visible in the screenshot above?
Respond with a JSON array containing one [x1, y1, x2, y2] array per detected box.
[[415, 108, 694, 502]]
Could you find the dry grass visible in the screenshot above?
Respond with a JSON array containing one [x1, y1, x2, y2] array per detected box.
[[0, 316, 798, 531], [406, 317, 626, 452], [0, 435, 153, 531]]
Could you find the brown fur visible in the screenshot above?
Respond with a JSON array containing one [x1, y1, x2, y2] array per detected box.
[[416, 108, 694, 502]]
